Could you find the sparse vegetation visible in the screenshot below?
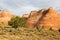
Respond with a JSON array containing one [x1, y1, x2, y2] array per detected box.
[[0, 27, 60, 40], [0, 16, 59, 40], [8, 16, 27, 28]]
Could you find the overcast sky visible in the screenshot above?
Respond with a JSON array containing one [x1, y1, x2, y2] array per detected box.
[[0, 0, 60, 16]]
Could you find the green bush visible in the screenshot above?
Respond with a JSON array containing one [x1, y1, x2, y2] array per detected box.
[[8, 16, 27, 28]]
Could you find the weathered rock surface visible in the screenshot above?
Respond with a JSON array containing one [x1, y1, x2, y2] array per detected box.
[[25, 7, 60, 30], [22, 14, 29, 18], [25, 10, 45, 28], [0, 10, 14, 24]]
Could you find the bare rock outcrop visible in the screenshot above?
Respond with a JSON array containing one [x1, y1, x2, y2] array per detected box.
[[25, 9, 45, 28], [0, 10, 14, 24], [25, 7, 60, 30], [38, 7, 60, 30], [22, 14, 29, 18]]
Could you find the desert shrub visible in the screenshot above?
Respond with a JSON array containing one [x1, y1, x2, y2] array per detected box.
[[35, 26, 43, 32], [8, 16, 27, 28]]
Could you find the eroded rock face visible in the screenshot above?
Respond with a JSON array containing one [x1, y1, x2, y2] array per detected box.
[[38, 8, 60, 30], [25, 7, 60, 30], [25, 10, 45, 28], [22, 14, 29, 19], [0, 10, 14, 24]]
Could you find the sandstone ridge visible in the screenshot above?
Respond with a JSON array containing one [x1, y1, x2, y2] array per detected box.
[[0, 10, 14, 24], [25, 7, 60, 30]]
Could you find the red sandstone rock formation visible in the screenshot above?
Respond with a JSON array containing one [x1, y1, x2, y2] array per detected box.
[[0, 10, 14, 24], [22, 14, 29, 18], [25, 7, 60, 30], [38, 7, 60, 30], [25, 10, 45, 28]]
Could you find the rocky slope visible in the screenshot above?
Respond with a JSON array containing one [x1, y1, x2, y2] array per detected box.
[[0, 10, 14, 24], [0, 7, 60, 31], [25, 7, 60, 30]]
